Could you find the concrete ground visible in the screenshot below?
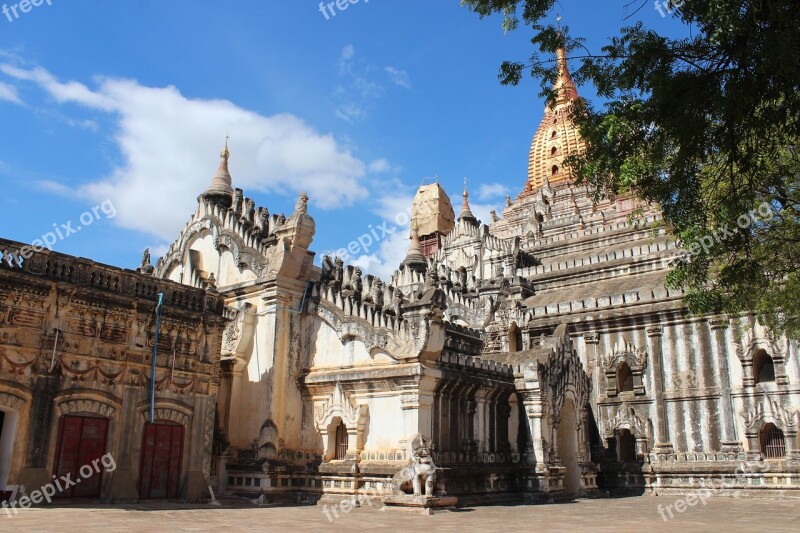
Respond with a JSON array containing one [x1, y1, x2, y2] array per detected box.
[[1, 495, 797, 532]]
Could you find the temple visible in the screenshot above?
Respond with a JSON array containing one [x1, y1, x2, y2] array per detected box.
[[0, 39, 797, 506]]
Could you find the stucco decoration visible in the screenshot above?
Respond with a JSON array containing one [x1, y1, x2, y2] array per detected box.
[[314, 382, 368, 432]]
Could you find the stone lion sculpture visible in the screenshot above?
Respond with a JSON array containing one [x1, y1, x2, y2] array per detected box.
[[391, 433, 437, 497]]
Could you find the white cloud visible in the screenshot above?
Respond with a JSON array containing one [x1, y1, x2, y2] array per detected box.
[[385, 66, 411, 89], [477, 182, 511, 200], [333, 47, 412, 123], [348, 230, 410, 280], [0, 81, 22, 105], [1, 64, 115, 110], [335, 102, 367, 123], [4, 64, 369, 241], [338, 44, 355, 75], [471, 202, 501, 225]]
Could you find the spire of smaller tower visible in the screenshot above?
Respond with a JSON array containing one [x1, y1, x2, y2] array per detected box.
[[458, 177, 478, 226], [403, 223, 428, 273], [552, 25, 579, 107], [200, 137, 235, 208]]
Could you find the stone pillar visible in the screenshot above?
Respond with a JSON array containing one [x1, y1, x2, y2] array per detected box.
[[465, 398, 477, 454], [227, 363, 245, 447], [474, 389, 489, 453], [647, 326, 672, 453], [521, 391, 546, 467], [108, 384, 141, 501], [18, 372, 59, 492], [345, 427, 359, 461], [583, 332, 601, 401], [712, 319, 741, 452]]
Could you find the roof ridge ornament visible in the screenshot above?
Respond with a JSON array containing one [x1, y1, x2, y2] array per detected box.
[[199, 135, 235, 208]]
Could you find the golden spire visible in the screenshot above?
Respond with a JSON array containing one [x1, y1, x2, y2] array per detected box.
[[552, 27, 579, 107], [221, 132, 230, 159], [523, 17, 586, 194]]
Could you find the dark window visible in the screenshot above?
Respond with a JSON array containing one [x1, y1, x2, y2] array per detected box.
[[551, 147, 558, 156], [508, 323, 523, 352], [760, 423, 786, 459], [617, 362, 634, 392], [552, 165, 559, 175], [335, 421, 348, 460], [618, 429, 636, 462], [754, 350, 776, 384]]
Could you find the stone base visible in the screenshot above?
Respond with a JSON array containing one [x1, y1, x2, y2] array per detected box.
[[653, 443, 674, 455], [383, 494, 457, 513], [720, 441, 743, 453], [17, 468, 50, 499], [108, 469, 140, 502], [183, 471, 211, 502]]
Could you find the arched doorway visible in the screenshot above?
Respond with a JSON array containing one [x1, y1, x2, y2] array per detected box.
[[557, 397, 582, 497], [0, 406, 19, 501], [53, 414, 109, 498], [139, 421, 184, 499]]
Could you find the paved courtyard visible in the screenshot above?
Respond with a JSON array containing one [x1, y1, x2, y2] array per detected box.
[[1, 495, 797, 532]]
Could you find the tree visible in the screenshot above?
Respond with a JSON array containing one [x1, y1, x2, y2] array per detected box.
[[461, 0, 800, 338]]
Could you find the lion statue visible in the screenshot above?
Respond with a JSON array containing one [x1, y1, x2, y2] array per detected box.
[[391, 433, 437, 497]]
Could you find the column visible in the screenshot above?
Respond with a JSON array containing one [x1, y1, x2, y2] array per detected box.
[[712, 319, 742, 452], [647, 325, 673, 453]]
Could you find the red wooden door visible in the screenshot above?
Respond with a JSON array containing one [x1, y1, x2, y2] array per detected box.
[[139, 422, 184, 499], [53, 415, 109, 498]]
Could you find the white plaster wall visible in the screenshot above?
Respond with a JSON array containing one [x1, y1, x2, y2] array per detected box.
[[311, 321, 394, 368], [363, 396, 406, 450]]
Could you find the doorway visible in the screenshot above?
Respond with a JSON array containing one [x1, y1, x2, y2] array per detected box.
[[557, 397, 582, 497], [139, 421, 184, 499], [53, 415, 109, 498]]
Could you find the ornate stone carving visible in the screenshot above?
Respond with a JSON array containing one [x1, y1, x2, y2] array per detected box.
[[742, 397, 797, 433], [602, 407, 647, 438], [601, 340, 647, 371], [221, 303, 253, 358]]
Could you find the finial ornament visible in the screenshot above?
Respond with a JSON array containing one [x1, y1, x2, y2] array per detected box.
[[463, 177, 469, 199], [221, 133, 230, 159]]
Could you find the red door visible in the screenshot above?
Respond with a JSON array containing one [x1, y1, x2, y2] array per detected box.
[[53, 415, 109, 498], [139, 422, 184, 499]]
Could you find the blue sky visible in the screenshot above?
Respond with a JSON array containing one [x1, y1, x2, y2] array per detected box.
[[0, 0, 685, 279]]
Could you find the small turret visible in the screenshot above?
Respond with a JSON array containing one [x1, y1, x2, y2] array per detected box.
[[457, 178, 478, 226], [403, 224, 428, 273], [200, 139, 235, 208]]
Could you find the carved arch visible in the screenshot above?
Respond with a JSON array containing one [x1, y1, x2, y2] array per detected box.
[[735, 334, 789, 387], [136, 399, 193, 427], [602, 339, 647, 397], [54, 390, 121, 419]]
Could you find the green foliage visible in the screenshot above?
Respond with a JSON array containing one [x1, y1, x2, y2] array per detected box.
[[462, 0, 800, 338]]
